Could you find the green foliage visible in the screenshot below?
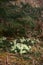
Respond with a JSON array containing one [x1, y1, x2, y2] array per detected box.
[[0, 8, 6, 18], [0, 0, 8, 2], [0, 38, 14, 52], [0, 2, 42, 37]]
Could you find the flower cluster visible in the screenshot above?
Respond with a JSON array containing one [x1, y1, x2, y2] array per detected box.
[[0, 37, 40, 54], [10, 37, 40, 54]]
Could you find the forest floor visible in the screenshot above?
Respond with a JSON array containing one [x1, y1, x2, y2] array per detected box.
[[0, 39, 43, 65]]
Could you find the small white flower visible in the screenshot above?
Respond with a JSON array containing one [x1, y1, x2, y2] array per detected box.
[[15, 50, 17, 53], [0, 37, 6, 41], [10, 42, 13, 44], [11, 46, 15, 51], [28, 46, 31, 49], [20, 37, 25, 42], [31, 40, 35, 44], [23, 44, 29, 50], [16, 43, 21, 49], [20, 50, 27, 54], [26, 38, 31, 42], [12, 39, 17, 44]]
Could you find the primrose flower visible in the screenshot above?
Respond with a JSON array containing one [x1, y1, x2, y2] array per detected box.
[[28, 46, 31, 49], [10, 41, 13, 44], [16, 43, 21, 49], [20, 50, 27, 54], [20, 37, 25, 42], [2, 37, 6, 40], [26, 38, 31, 42], [12, 39, 17, 44], [31, 40, 35, 44], [11, 46, 15, 51], [0, 37, 6, 41]]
